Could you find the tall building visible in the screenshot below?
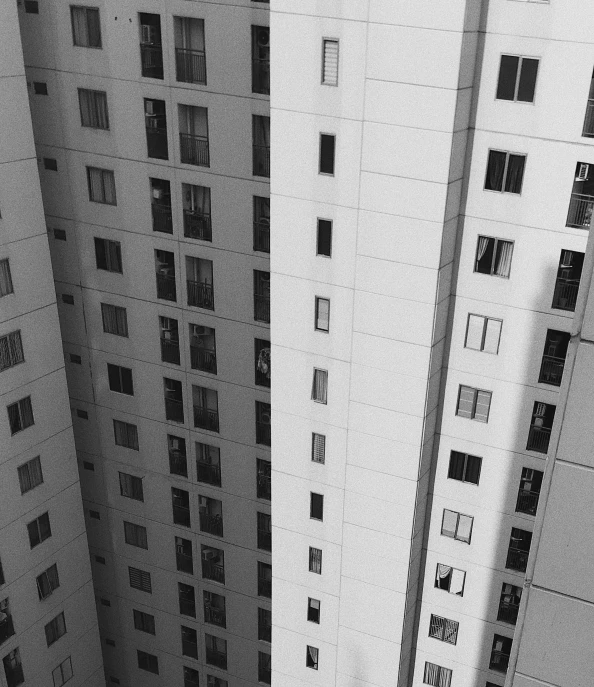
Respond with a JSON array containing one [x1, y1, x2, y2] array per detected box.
[[271, 2, 593, 687], [15, 1, 270, 686]]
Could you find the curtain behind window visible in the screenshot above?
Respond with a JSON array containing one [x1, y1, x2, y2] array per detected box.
[[505, 154, 525, 193], [485, 150, 506, 191]]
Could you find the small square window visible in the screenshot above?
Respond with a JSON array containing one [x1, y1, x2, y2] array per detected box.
[[62, 294, 75, 305], [95, 555, 106, 564], [43, 158, 58, 171], [317, 219, 332, 257], [307, 598, 320, 624], [76, 409, 88, 419], [54, 228, 67, 240], [17, 455, 43, 494], [33, 81, 48, 95], [89, 510, 100, 519], [456, 385, 492, 423], [465, 314, 502, 353], [24, 1, 39, 13], [83, 461, 95, 471], [484, 150, 525, 194], [70, 354, 82, 364], [447, 451, 482, 485]]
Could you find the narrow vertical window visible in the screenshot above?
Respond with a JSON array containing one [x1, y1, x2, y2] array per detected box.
[[322, 39, 339, 86], [319, 134, 336, 175], [0, 259, 13, 297], [311, 369, 328, 404], [309, 547, 322, 574], [312, 433, 326, 464], [317, 219, 332, 257], [310, 493, 324, 521], [315, 297, 330, 332]]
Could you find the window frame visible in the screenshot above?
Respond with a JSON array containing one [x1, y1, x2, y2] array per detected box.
[[119, 472, 144, 501], [306, 645, 319, 670], [423, 661, 452, 687], [107, 363, 134, 395], [307, 597, 321, 624], [319, 133, 336, 176], [474, 235, 514, 279], [18, 455, 43, 494], [7, 395, 34, 435], [0, 259, 14, 298], [315, 297, 330, 332], [27, 511, 51, 548], [434, 563, 466, 596], [484, 149, 526, 195], [113, 419, 139, 450], [310, 492, 324, 521], [137, 650, 159, 675], [37, 563, 60, 600], [428, 614, 459, 645], [456, 384, 492, 423], [70, 5, 102, 48], [128, 566, 152, 593], [441, 509, 474, 544], [447, 450, 482, 486], [78, 88, 109, 129], [316, 218, 332, 257], [52, 656, 73, 687], [87, 166, 116, 205], [311, 432, 326, 464], [309, 546, 322, 574], [321, 38, 339, 87], [101, 303, 128, 337], [464, 313, 502, 354], [311, 368, 329, 404], [133, 609, 156, 635], [94, 237, 122, 273], [495, 54, 540, 104], [45, 611, 67, 647], [123, 520, 148, 549]]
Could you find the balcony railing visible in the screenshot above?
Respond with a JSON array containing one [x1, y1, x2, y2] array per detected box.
[[257, 474, 271, 500], [566, 192, 594, 229], [165, 398, 184, 423], [254, 295, 270, 323], [190, 346, 217, 373], [140, 44, 163, 79], [152, 203, 172, 234], [256, 422, 271, 446], [253, 220, 270, 253], [197, 461, 221, 486], [4, 664, 24, 687], [583, 100, 594, 137], [184, 210, 212, 241], [187, 280, 214, 310], [173, 505, 191, 528], [552, 278, 580, 311], [258, 577, 271, 598], [176, 551, 193, 575], [179, 598, 196, 617], [258, 529, 272, 551], [202, 560, 224, 584], [194, 406, 219, 433], [205, 648, 227, 670], [526, 426, 551, 454], [161, 339, 180, 365], [180, 133, 210, 167], [252, 59, 270, 95], [204, 605, 225, 627], [516, 489, 539, 516], [489, 650, 510, 673], [146, 127, 168, 159], [0, 616, 15, 645], [253, 145, 270, 177], [169, 450, 188, 477], [200, 512, 223, 537], [182, 639, 198, 659], [538, 355, 565, 386], [176, 48, 207, 85], [506, 548, 529, 573], [156, 273, 176, 301], [497, 601, 519, 625]]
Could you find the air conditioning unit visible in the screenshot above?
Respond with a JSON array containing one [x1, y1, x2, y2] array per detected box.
[[576, 163, 590, 181], [152, 188, 162, 200], [145, 100, 155, 115], [192, 325, 211, 336], [257, 28, 269, 48], [141, 24, 157, 44], [202, 549, 218, 561], [260, 408, 271, 424]]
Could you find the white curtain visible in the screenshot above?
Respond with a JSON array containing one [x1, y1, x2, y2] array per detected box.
[[476, 236, 489, 262], [494, 240, 513, 277], [71, 7, 88, 46], [312, 369, 328, 403]]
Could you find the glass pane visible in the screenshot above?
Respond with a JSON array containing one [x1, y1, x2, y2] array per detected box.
[[483, 319, 502, 354], [496, 55, 519, 100], [456, 514, 473, 543], [465, 314, 484, 350], [517, 58, 539, 102], [441, 509, 458, 538]]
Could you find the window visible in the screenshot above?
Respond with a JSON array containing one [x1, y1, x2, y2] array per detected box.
[[62, 294, 74, 305], [258, 561, 271, 597], [71, 6, 102, 47], [252, 115, 270, 177], [203, 590, 226, 627], [186, 256, 214, 310], [33, 81, 48, 95], [94, 238, 122, 272], [189, 323, 216, 373], [423, 662, 452, 687], [139, 13, 163, 79], [257, 512, 271, 551], [489, 634, 512, 673], [552, 249, 583, 311], [169, 434, 187, 477], [113, 419, 139, 450], [145, 98, 168, 160], [54, 228, 67, 241], [428, 615, 459, 645], [199, 495, 223, 537], [201, 545, 224, 583], [506, 527, 532, 572], [312, 368, 328, 404], [322, 39, 339, 86], [496, 55, 539, 103], [258, 651, 271, 684], [474, 236, 513, 278], [17, 456, 42, 495], [179, 583, 196, 618], [133, 609, 155, 634], [255, 338, 271, 387], [78, 88, 109, 129], [456, 385, 492, 423], [129, 566, 151, 593], [95, 555, 106, 564], [37, 563, 60, 600], [184, 667, 200, 687], [179, 104, 210, 166], [177, 537, 194, 575], [252, 26, 270, 95], [8, 396, 34, 435], [309, 547, 322, 574], [164, 378, 184, 423], [484, 150, 525, 194], [0, 559, 4, 586], [306, 646, 319, 670], [119, 472, 144, 501], [319, 134, 336, 175], [182, 626, 199, 659], [83, 461, 94, 471], [526, 401, 556, 453], [312, 433, 326, 464], [87, 167, 116, 204], [52, 656, 73, 687], [45, 612, 66, 646], [256, 401, 271, 446], [447, 451, 481, 485], [27, 512, 51, 548], [101, 304, 128, 337], [434, 563, 465, 596], [516, 467, 543, 516], [307, 598, 320, 624], [71, 355, 82, 365], [317, 219, 332, 257], [254, 270, 270, 322], [137, 650, 159, 675], [123, 521, 148, 549], [441, 509, 473, 544], [89, 510, 100, 520], [151, 177, 172, 234], [25, 0, 39, 12], [0, 260, 13, 297], [107, 363, 134, 395], [310, 493, 324, 521], [172, 488, 191, 527], [174, 17, 206, 85], [258, 607, 272, 641], [160, 316, 180, 365], [257, 458, 271, 500], [315, 297, 330, 332], [253, 196, 270, 252], [205, 633, 227, 670], [3, 648, 23, 687], [465, 314, 502, 353], [497, 583, 522, 625], [43, 158, 58, 171], [197, 442, 221, 487], [193, 385, 219, 432], [539, 329, 570, 386]]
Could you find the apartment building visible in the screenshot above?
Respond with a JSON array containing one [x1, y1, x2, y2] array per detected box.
[[0, 3, 103, 687], [16, 0, 270, 686], [271, 2, 593, 687]]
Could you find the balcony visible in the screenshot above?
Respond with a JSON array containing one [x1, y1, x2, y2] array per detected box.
[[152, 203, 172, 234], [176, 551, 193, 575], [146, 127, 168, 159], [197, 462, 221, 486], [182, 639, 198, 659], [140, 45, 163, 79], [194, 406, 219, 433], [538, 355, 565, 386], [497, 601, 519, 625], [169, 450, 188, 477], [180, 133, 210, 166], [184, 210, 212, 241], [156, 273, 176, 301], [552, 278, 580, 311], [173, 505, 191, 528], [4, 664, 24, 687], [566, 192, 594, 228], [258, 529, 271, 551], [161, 339, 180, 365], [202, 560, 224, 584], [187, 280, 214, 310], [253, 220, 270, 253], [489, 650, 510, 674], [256, 422, 271, 446], [204, 605, 225, 627], [165, 398, 184, 423], [205, 648, 227, 670], [258, 577, 271, 598], [190, 346, 217, 374], [506, 548, 529, 573], [0, 616, 15, 645], [253, 144, 270, 177], [176, 48, 207, 84], [516, 489, 539, 516], [526, 426, 551, 454], [257, 474, 271, 500], [254, 295, 270, 323], [200, 512, 223, 537]]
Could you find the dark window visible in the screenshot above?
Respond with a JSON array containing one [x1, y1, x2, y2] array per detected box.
[[196, 442, 221, 487], [252, 115, 270, 177], [252, 26, 270, 95], [312, 368, 328, 404], [258, 651, 271, 684], [123, 521, 148, 549], [428, 614, 459, 645], [309, 547, 322, 574], [113, 420, 139, 450], [310, 493, 324, 520], [539, 329, 570, 386], [319, 134, 336, 175], [151, 178, 172, 234], [87, 167, 116, 204], [506, 527, 532, 572], [186, 256, 214, 310], [0, 331, 24, 372], [169, 434, 187, 477], [83, 461, 94, 471], [434, 563, 465, 596], [45, 612, 66, 646], [128, 566, 152, 593], [193, 385, 219, 433], [497, 583, 522, 625], [139, 13, 163, 79], [526, 401, 556, 453], [489, 634, 512, 673], [3, 648, 24, 687], [306, 646, 319, 670], [71, 6, 102, 47], [119, 472, 144, 501], [474, 236, 513, 278], [137, 650, 159, 675], [317, 219, 332, 256], [484, 150, 525, 194], [312, 433, 326, 463], [89, 510, 100, 520], [27, 512, 51, 548], [36, 563, 60, 600], [496, 55, 539, 102], [447, 451, 481, 485], [516, 467, 543, 516], [164, 378, 184, 423], [95, 555, 106, 564], [107, 364, 133, 395], [423, 662, 452, 687], [79, 88, 109, 129], [201, 545, 224, 583], [257, 512, 271, 551], [179, 583, 196, 618], [203, 590, 226, 628], [258, 607, 272, 640], [145, 98, 168, 160], [456, 385, 492, 423], [33, 82, 48, 95], [174, 17, 207, 86], [61, 294, 74, 305], [17, 456, 43, 494], [43, 158, 58, 171], [254, 270, 270, 323], [256, 401, 271, 446], [101, 304, 128, 337], [257, 458, 271, 500], [181, 625, 198, 659], [199, 495, 223, 537], [155, 250, 177, 301], [441, 509, 473, 544], [552, 249, 583, 311], [160, 316, 180, 365], [94, 238, 122, 272], [52, 656, 72, 687], [255, 338, 271, 387], [307, 597, 320, 624], [71, 355, 82, 365], [25, 1, 39, 13], [258, 561, 271, 597], [0, 260, 13, 298], [176, 537, 194, 575], [172, 487, 191, 527], [183, 667, 200, 687], [54, 228, 67, 241], [253, 196, 270, 252], [205, 633, 227, 670], [179, 105, 210, 166], [7, 396, 34, 435]]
